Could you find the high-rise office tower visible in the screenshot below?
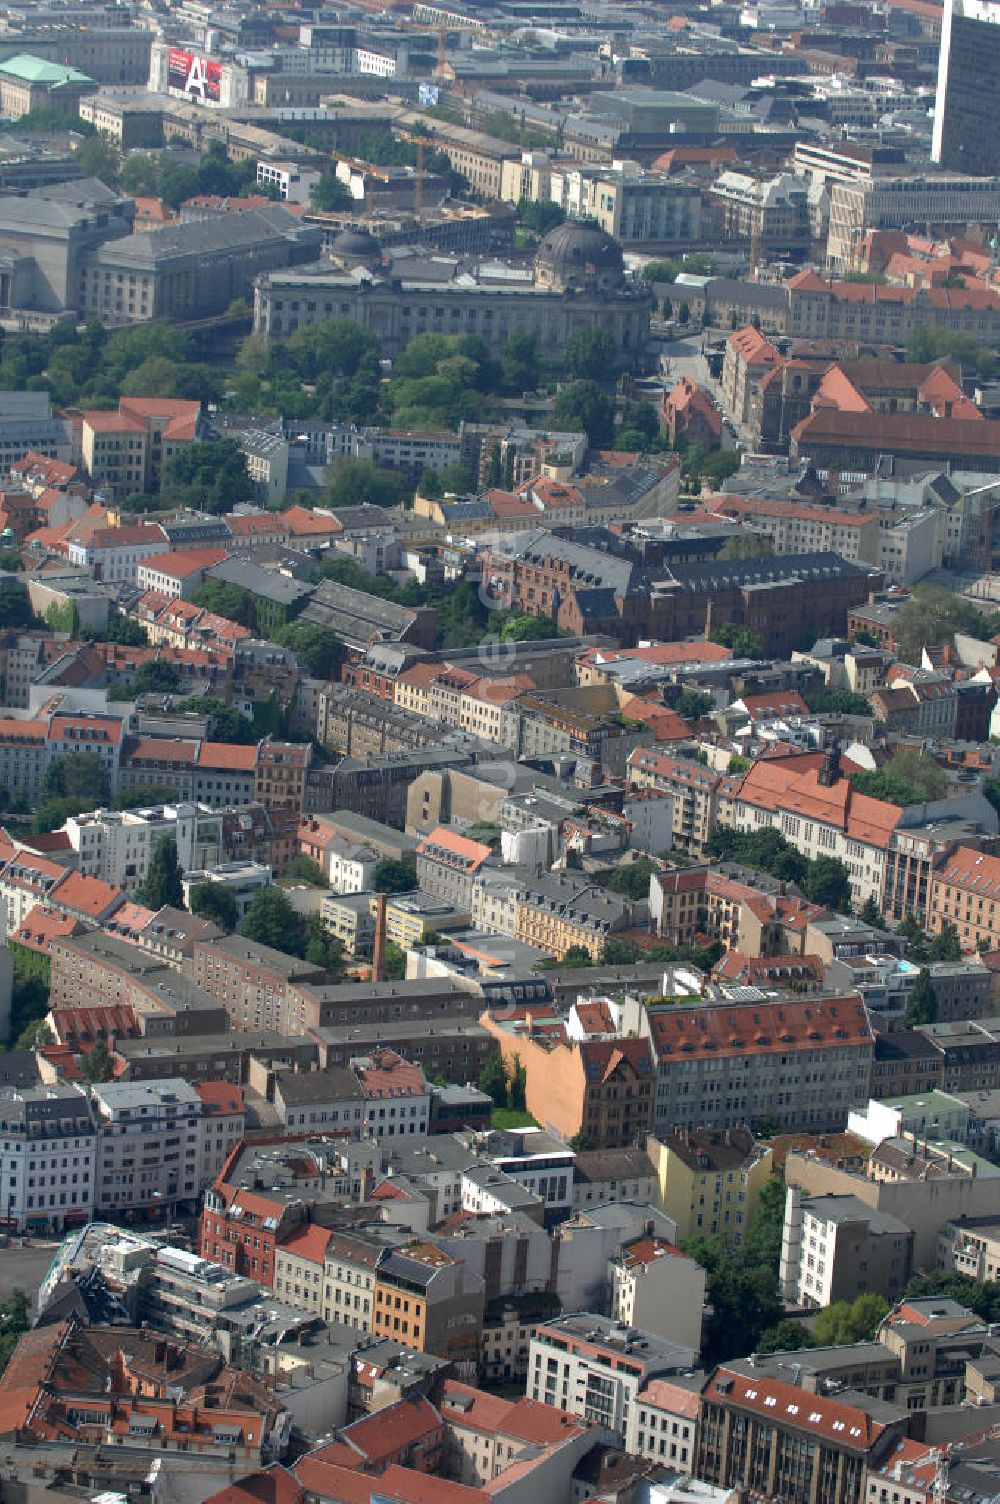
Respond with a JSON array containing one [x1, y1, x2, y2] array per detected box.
[[933, 0, 1000, 172]]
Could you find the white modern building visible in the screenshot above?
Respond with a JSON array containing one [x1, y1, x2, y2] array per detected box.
[[181, 861, 272, 918], [64, 803, 221, 889], [0, 1084, 97, 1235], [327, 835, 379, 895]]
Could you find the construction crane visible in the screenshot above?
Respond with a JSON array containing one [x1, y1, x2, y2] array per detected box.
[[410, 134, 433, 216]]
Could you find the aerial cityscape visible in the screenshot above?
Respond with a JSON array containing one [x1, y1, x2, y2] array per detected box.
[[3, 1, 1000, 1502]]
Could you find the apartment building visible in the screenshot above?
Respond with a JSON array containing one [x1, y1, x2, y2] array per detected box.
[[47, 931, 227, 1035], [0, 1084, 96, 1235], [826, 174, 1000, 273], [513, 871, 632, 961], [646, 1128, 773, 1247], [272, 1223, 331, 1317], [185, 935, 327, 1033], [702, 494, 881, 566], [779, 1187, 914, 1309], [322, 1230, 388, 1330], [697, 1365, 908, 1504], [527, 1313, 695, 1443], [91, 1079, 204, 1218], [642, 994, 875, 1136], [66, 521, 169, 584], [927, 844, 1000, 950], [371, 1243, 485, 1365], [609, 1235, 706, 1353], [722, 325, 783, 426], [627, 750, 719, 856], [719, 746, 901, 908], [79, 398, 204, 501], [481, 1008, 655, 1147], [787, 271, 1000, 345], [415, 826, 494, 911]]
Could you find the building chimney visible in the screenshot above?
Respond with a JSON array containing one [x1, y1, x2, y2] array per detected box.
[[817, 744, 841, 788], [372, 892, 388, 984]]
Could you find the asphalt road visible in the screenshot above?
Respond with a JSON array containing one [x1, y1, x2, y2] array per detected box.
[[0, 1240, 60, 1314]]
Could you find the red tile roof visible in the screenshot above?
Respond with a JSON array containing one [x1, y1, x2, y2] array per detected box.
[[51, 870, 125, 919], [705, 1366, 892, 1451], [338, 1395, 442, 1464], [417, 826, 493, 872], [12, 905, 81, 953], [648, 995, 871, 1064], [141, 548, 230, 579], [277, 1222, 332, 1266], [195, 1082, 245, 1116]]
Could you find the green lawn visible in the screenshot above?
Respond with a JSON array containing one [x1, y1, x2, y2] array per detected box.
[[491, 1107, 540, 1130]]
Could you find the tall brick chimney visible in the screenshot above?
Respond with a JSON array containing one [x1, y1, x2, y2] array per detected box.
[[371, 892, 388, 983]]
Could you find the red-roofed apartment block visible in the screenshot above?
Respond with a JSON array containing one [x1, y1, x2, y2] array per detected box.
[[80, 399, 205, 502], [137, 548, 232, 601]]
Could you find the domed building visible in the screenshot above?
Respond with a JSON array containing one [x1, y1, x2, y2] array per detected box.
[[255, 221, 650, 364], [329, 226, 382, 272], [534, 220, 625, 293]]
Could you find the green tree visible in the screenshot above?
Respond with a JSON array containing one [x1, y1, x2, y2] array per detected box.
[[112, 783, 181, 810], [803, 688, 873, 716], [517, 200, 566, 235], [719, 534, 775, 560], [132, 660, 181, 696], [479, 1048, 509, 1107], [552, 380, 615, 448], [275, 621, 341, 679], [74, 130, 121, 184], [382, 940, 406, 980], [510, 1055, 527, 1111], [80, 1039, 114, 1083], [601, 938, 642, 965], [711, 622, 764, 657], [41, 752, 110, 805], [45, 600, 78, 635], [191, 579, 255, 627], [136, 835, 184, 910], [563, 327, 618, 380], [850, 749, 946, 808], [0, 1289, 29, 1379], [283, 854, 327, 885], [555, 945, 593, 969], [930, 919, 962, 962], [892, 583, 990, 664], [173, 697, 257, 744], [677, 689, 712, 720], [309, 171, 353, 211], [374, 858, 416, 894], [800, 856, 852, 911], [905, 968, 938, 1026], [860, 895, 885, 928], [605, 856, 657, 901], [188, 881, 238, 933], [757, 1319, 817, 1355], [685, 1176, 786, 1364], [161, 440, 249, 512], [501, 332, 541, 393], [499, 613, 559, 643], [813, 1294, 889, 1346], [303, 913, 345, 975], [239, 886, 304, 954], [90, 616, 149, 647], [324, 456, 412, 509]]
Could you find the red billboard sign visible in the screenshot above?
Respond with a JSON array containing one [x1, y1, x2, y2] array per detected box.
[[167, 48, 221, 102]]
